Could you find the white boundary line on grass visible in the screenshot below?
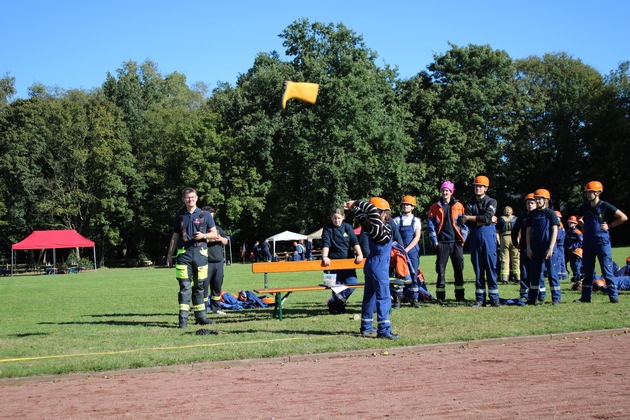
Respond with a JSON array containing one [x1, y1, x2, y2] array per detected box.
[[0, 337, 309, 364]]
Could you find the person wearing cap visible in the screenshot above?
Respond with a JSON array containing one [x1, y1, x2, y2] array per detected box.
[[564, 215, 584, 283], [393, 196, 422, 277], [461, 175, 501, 307], [344, 197, 398, 340], [496, 206, 520, 285], [321, 207, 364, 314], [512, 193, 541, 300], [427, 180, 469, 302], [575, 181, 628, 304], [525, 189, 561, 305]]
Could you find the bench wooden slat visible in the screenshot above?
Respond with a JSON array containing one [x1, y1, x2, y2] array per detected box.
[[251, 258, 364, 274]]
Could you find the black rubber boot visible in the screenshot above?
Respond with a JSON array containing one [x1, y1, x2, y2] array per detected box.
[[178, 311, 188, 329]]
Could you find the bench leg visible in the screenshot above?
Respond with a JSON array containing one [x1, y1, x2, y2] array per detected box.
[[270, 291, 292, 321]]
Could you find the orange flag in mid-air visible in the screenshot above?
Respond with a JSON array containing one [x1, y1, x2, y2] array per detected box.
[[281, 81, 319, 109]]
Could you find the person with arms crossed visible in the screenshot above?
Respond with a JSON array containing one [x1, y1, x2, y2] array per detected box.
[[166, 187, 218, 328], [461, 176, 501, 307]]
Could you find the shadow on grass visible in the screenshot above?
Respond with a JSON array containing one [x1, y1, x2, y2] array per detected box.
[[39, 319, 174, 328], [8, 332, 50, 338]]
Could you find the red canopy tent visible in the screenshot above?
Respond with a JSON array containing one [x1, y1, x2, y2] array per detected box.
[[11, 230, 97, 275]]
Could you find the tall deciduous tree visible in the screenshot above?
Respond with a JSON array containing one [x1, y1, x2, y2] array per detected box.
[[506, 53, 606, 211], [212, 19, 413, 239], [406, 43, 517, 205]]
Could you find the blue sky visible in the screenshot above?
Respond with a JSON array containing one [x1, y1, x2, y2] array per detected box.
[[3, 0, 629, 99]]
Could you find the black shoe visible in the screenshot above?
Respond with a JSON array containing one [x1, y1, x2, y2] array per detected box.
[[194, 317, 215, 325], [377, 332, 400, 340], [471, 300, 485, 308], [434, 299, 443, 305], [490, 300, 501, 307], [178, 318, 188, 329], [573, 298, 590, 304], [610, 298, 619, 304], [327, 300, 339, 315], [552, 301, 560, 305], [411, 298, 420, 308], [527, 300, 537, 305], [456, 297, 468, 303], [361, 330, 377, 338]]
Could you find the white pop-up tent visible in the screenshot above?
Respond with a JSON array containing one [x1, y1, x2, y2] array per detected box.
[[266, 230, 308, 255], [306, 228, 322, 240]]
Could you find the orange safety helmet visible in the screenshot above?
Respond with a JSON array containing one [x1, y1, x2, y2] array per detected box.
[[524, 193, 535, 201], [567, 215, 578, 223], [593, 279, 607, 292], [401, 195, 417, 206], [534, 189, 551, 199], [584, 181, 603, 192], [369, 197, 390, 211], [473, 175, 490, 187]]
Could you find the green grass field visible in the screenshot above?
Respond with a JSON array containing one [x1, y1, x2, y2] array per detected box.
[[1, 247, 629, 379]]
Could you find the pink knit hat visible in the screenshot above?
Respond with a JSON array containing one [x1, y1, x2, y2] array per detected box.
[[440, 181, 455, 193]]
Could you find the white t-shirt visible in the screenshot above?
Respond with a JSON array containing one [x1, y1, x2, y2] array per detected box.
[[394, 214, 422, 232]]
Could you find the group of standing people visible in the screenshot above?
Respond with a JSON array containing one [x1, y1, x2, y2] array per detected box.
[[166, 178, 627, 335]]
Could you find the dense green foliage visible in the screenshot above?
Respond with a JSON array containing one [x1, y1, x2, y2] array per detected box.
[[1, 246, 629, 378], [1, 19, 629, 264]]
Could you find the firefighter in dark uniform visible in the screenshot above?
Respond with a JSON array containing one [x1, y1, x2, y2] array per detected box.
[[564, 215, 584, 283], [461, 175, 501, 307], [525, 189, 560, 305], [344, 197, 398, 340], [166, 187, 217, 328], [575, 181, 627, 304]]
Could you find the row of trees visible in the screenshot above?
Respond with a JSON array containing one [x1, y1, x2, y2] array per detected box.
[[2, 19, 629, 265]]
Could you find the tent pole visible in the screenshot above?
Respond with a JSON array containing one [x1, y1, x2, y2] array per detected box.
[[93, 246, 97, 272], [11, 250, 14, 276]]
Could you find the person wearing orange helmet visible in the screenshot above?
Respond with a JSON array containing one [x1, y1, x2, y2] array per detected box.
[[575, 181, 628, 304], [616, 256, 630, 277], [461, 175, 501, 307], [511, 193, 541, 300], [427, 180, 469, 302], [564, 215, 584, 283], [393, 195, 422, 280], [344, 198, 399, 340], [525, 188, 561, 305]]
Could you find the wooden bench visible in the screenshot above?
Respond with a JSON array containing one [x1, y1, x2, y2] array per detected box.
[[252, 258, 366, 320]]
